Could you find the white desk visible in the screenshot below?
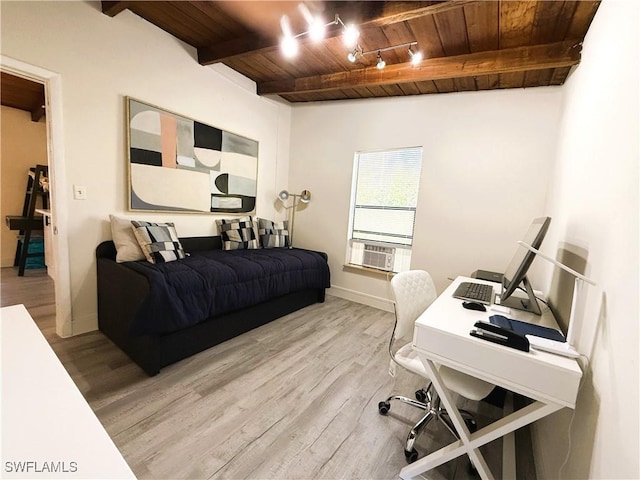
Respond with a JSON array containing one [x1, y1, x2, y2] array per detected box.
[[400, 276, 582, 480], [1, 304, 135, 479]]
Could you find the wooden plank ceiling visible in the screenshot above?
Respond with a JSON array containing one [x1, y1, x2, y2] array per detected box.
[[102, 1, 596, 103], [1, 72, 46, 121]]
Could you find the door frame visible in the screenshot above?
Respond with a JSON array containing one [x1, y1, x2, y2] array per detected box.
[[1, 55, 73, 337]]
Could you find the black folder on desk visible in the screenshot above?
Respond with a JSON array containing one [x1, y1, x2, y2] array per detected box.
[[489, 315, 566, 342]]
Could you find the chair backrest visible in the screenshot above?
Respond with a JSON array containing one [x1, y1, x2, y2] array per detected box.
[[391, 270, 438, 341]]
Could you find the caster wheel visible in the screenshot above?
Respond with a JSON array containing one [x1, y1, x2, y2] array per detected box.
[[378, 401, 390, 415], [415, 389, 427, 403], [404, 448, 418, 463]]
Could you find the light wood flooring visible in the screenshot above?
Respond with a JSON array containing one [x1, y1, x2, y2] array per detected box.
[[1, 267, 507, 480]]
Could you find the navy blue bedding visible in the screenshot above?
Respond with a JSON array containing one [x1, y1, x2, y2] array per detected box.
[[124, 247, 330, 335]]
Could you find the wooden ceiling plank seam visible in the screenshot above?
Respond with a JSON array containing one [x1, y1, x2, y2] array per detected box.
[[380, 83, 405, 96], [301, 39, 353, 74], [257, 41, 581, 95], [498, 71, 525, 89], [261, 49, 314, 79], [523, 68, 554, 88], [550, 66, 571, 85], [463, 1, 500, 53], [147, 1, 225, 48], [188, 1, 248, 37], [406, 14, 446, 60], [397, 81, 422, 96], [433, 6, 471, 57], [555, 1, 580, 42], [530, 0, 565, 45], [499, 0, 538, 49], [432, 78, 456, 93], [414, 80, 439, 95], [164, 1, 232, 44], [365, 0, 482, 27], [227, 54, 287, 83], [223, 57, 268, 83], [248, 53, 294, 79], [566, 1, 600, 40], [130, 3, 208, 48], [454, 76, 477, 92]]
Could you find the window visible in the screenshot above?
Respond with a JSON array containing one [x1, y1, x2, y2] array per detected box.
[[347, 147, 423, 273]]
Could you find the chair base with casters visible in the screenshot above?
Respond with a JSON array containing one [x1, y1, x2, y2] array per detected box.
[[378, 270, 494, 465], [378, 383, 478, 463]]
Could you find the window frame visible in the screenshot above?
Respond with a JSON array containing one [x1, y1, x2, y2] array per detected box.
[[346, 146, 423, 273]]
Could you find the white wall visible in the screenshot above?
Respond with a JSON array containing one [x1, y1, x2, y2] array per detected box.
[[0, 1, 292, 334], [289, 89, 563, 307], [533, 1, 640, 479]]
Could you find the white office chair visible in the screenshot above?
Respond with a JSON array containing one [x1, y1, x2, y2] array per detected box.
[[378, 270, 495, 463]]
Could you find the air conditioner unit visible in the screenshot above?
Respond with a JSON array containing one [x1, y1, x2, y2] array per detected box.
[[362, 244, 395, 271]]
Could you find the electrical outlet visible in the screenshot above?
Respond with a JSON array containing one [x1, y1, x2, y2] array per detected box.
[[73, 185, 87, 200]]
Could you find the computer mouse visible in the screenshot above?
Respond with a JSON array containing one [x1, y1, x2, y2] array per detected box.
[[462, 301, 486, 312]]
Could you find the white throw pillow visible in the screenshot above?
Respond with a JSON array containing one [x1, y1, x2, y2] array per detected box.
[[109, 214, 145, 263]]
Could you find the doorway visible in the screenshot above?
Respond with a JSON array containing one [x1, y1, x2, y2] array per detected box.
[[1, 56, 72, 337]]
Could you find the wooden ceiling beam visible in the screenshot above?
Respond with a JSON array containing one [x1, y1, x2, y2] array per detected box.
[[30, 103, 45, 123], [257, 41, 582, 95], [364, 0, 480, 27], [101, 1, 132, 17], [198, 0, 478, 65]]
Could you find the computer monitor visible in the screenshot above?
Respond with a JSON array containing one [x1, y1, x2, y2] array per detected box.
[[499, 216, 552, 315]]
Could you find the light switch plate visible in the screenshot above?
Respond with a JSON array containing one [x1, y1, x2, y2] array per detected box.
[[73, 185, 87, 200]]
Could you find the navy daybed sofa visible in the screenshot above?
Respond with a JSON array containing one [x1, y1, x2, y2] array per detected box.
[[96, 236, 330, 375]]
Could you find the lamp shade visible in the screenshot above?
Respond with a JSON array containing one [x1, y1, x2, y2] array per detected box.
[[278, 190, 290, 201], [299, 190, 311, 203]]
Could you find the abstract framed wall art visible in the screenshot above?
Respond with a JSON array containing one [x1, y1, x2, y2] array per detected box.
[[127, 98, 258, 213]]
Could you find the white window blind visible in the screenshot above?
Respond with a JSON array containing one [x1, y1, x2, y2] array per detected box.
[[349, 147, 423, 247]]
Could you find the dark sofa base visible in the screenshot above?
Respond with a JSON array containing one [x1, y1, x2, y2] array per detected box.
[[96, 239, 327, 376], [102, 288, 324, 376]]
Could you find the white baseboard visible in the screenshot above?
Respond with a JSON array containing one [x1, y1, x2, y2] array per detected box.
[[327, 285, 394, 312]]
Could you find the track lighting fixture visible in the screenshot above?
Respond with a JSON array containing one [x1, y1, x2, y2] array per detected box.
[[341, 23, 360, 48], [279, 12, 338, 59], [350, 42, 422, 69], [408, 46, 423, 66], [279, 10, 422, 69], [347, 46, 362, 63]]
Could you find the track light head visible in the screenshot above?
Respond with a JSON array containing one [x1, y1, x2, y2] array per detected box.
[[342, 23, 360, 48], [299, 190, 311, 203], [279, 15, 298, 58], [408, 47, 423, 66], [281, 35, 298, 58], [347, 47, 360, 63]]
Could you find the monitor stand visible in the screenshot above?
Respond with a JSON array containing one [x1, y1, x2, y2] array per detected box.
[[498, 276, 542, 315]]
